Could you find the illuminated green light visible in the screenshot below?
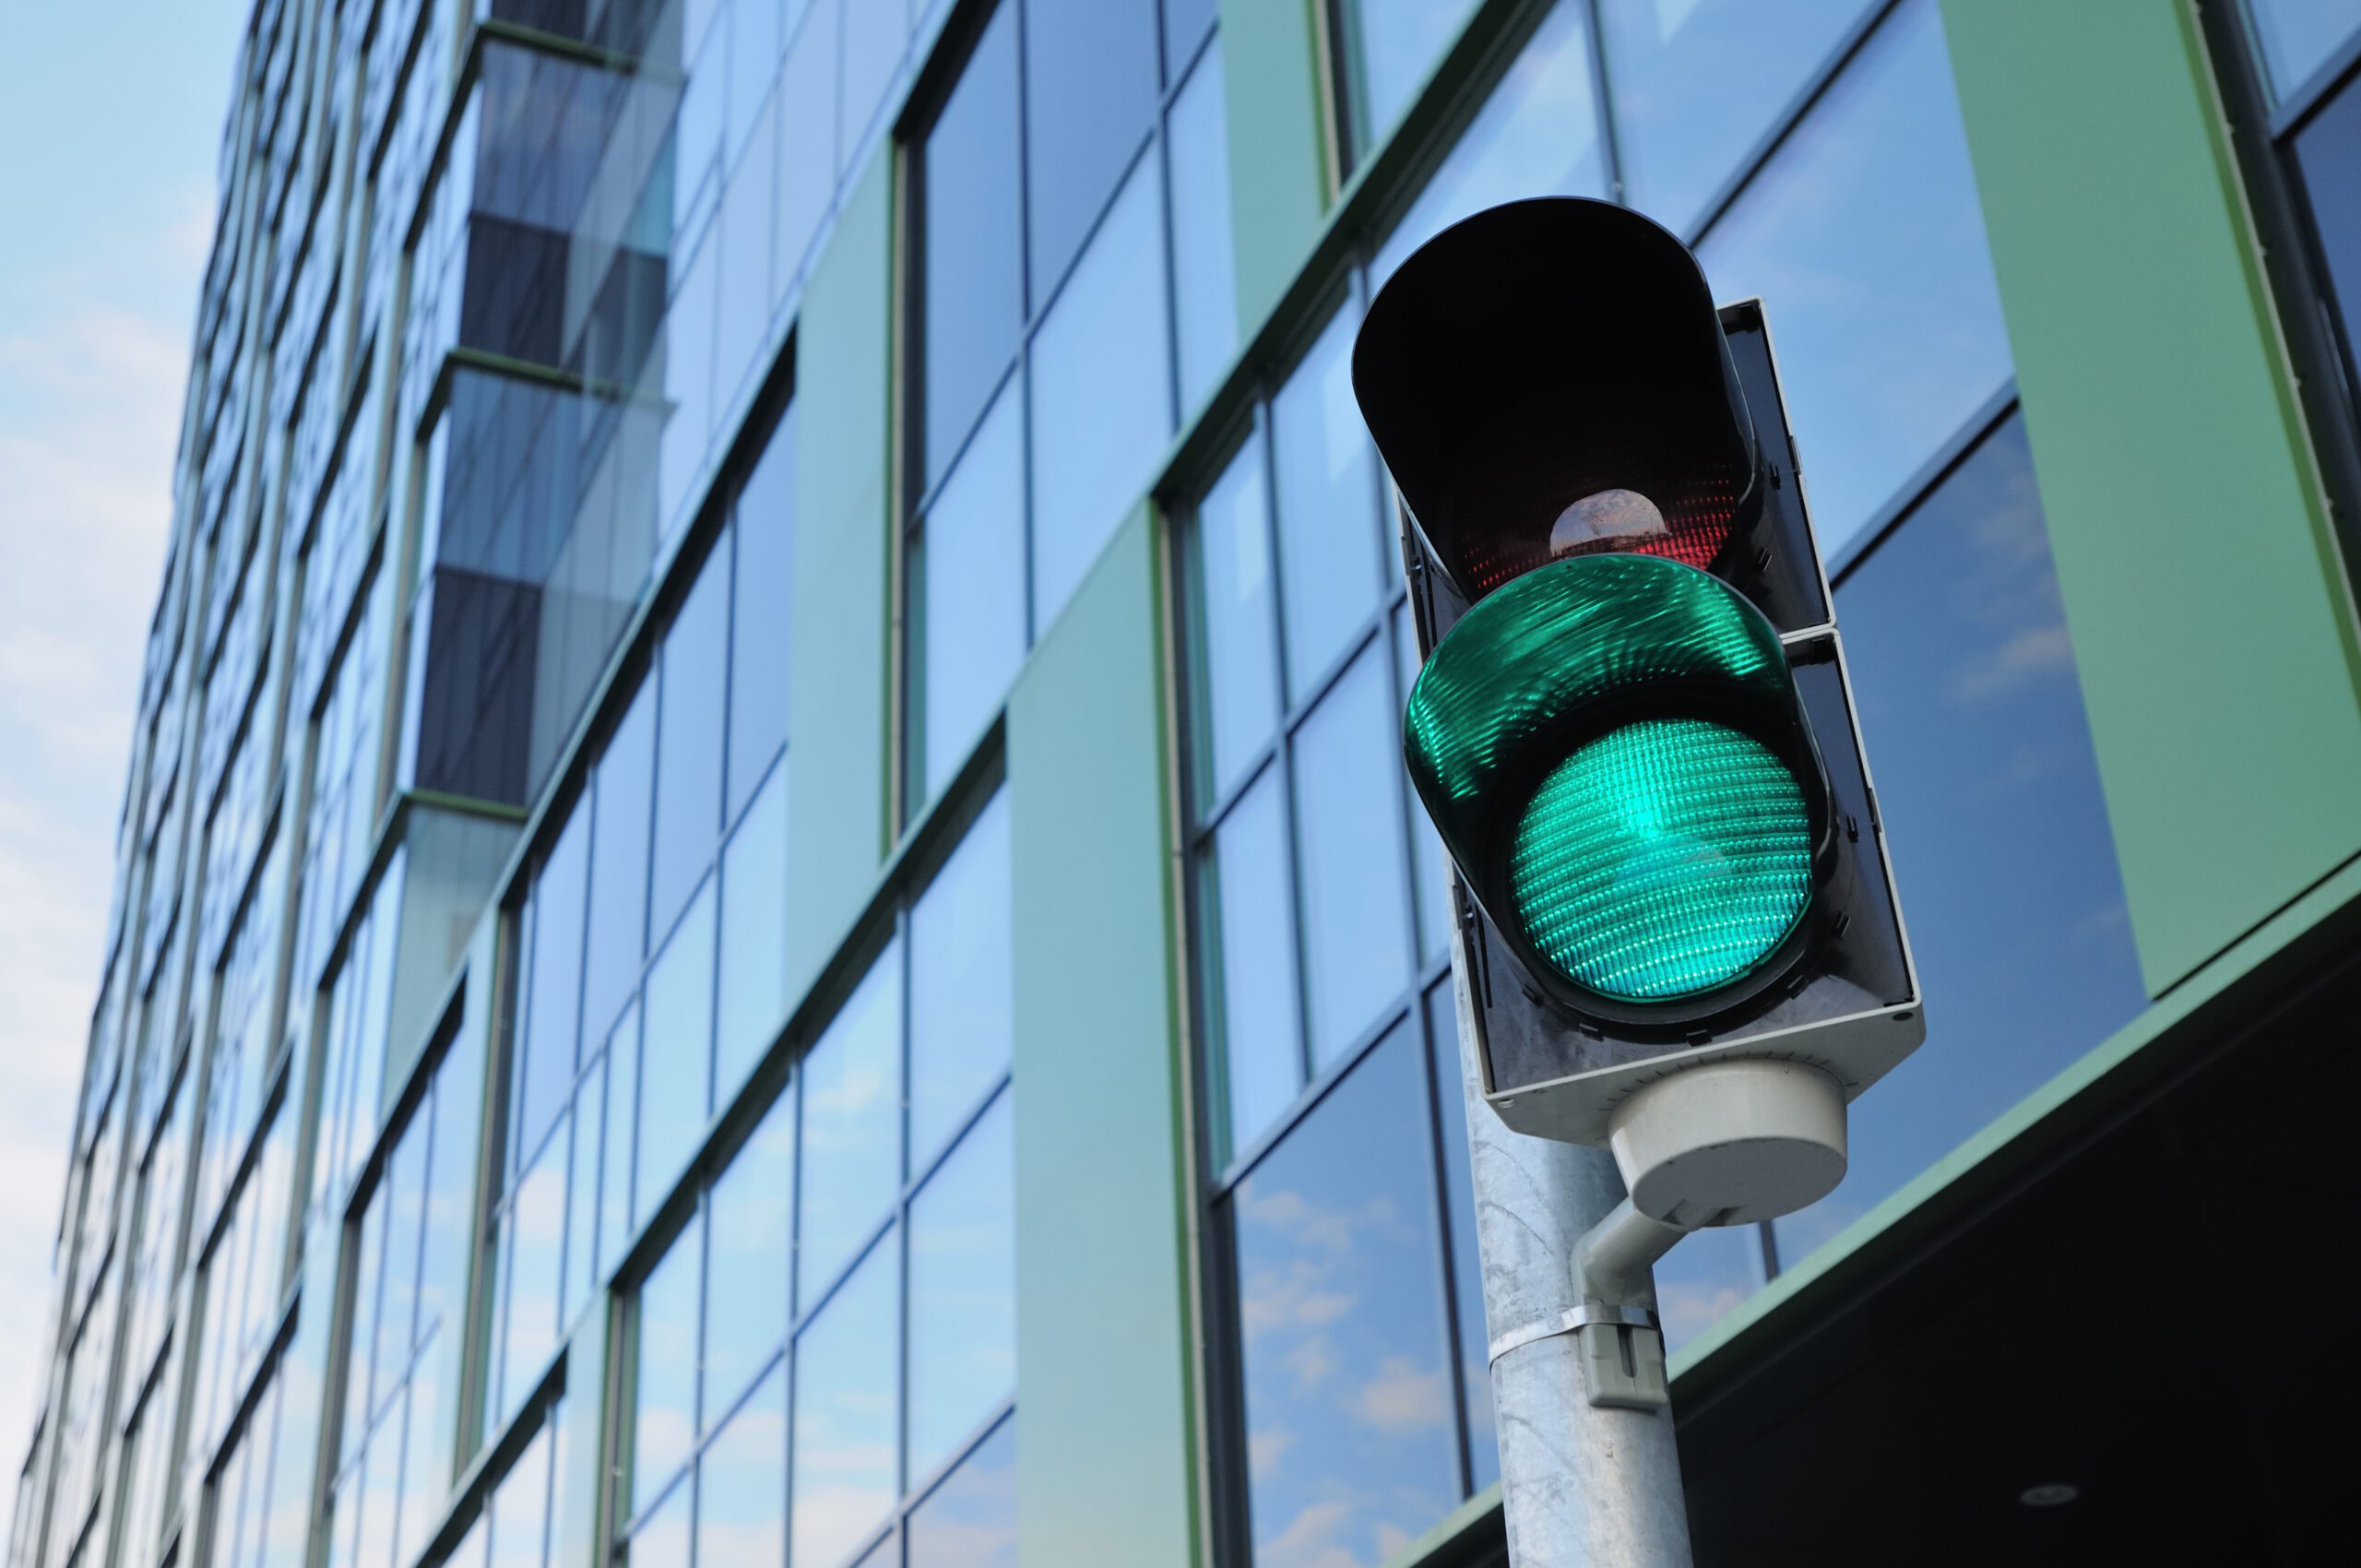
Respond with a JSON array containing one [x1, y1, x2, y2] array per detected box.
[[1509, 719, 1811, 1002]]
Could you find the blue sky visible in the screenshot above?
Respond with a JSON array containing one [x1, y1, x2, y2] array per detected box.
[[0, 0, 249, 1458]]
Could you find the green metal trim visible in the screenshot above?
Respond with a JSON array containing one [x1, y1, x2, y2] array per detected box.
[[1670, 840, 2361, 1393], [1938, 0, 2361, 994], [1007, 508, 1200, 1568]]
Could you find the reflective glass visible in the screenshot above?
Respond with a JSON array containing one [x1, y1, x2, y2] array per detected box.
[[1169, 43, 1240, 419], [652, 557, 731, 939], [1421, 984, 1492, 1489], [1775, 414, 2142, 1263], [1209, 769, 1301, 1159], [2295, 70, 2361, 391], [907, 1094, 1015, 1480], [1650, 1223, 1762, 1353], [920, 382, 1026, 802], [1372, 1, 1607, 284], [705, 1088, 795, 1418], [638, 880, 717, 1221], [717, 765, 790, 1101], [1394, 605, 1452, 966], [503, 1114, 567, 1417], [1023, 0, 1162, 303], [776, 0, 841, 296], [2248, 0, 2361, 97], [730, 406, 797, 822], [1231, 1024, 1457, 1568], [1292, 644, 1413, 1067], [563, 1070, 602, 1328], [797, 945, 903, 1305], [635, 1221, 705, 1513], [791, 1238, 900, 1568], [729, 0, 786, 165], [584, 690, 657, 1044], [600, 1004, 643, 1276], [1193, 431, 1280, 807], [660, 232, 721, 537], [1029, 156, 1174, 633], [908, 793, 1014, 1163], [1697, 0, 2012, 558], [923, 2, 1025, 486], [1601, 0, 1877, 237], [1271, 308, 1385, 695], [1347, 0, 1480, 148], [490, 1422, 553, 1568], [905, 1418, 1015, 1568], [1164, 0, 1219, 68], [517, 813, 588, 1167], [627, 1471, 692, 1567], [697, 1362, 788, 1568], [718, 110, 779, 410], [842, 0, 908, 171]]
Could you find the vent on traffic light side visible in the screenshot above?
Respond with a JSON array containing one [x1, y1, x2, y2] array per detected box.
[[1356, 196, 1922, 1154]]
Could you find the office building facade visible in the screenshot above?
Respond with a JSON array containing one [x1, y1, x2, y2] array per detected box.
[[12, 1, 2361, 1564]]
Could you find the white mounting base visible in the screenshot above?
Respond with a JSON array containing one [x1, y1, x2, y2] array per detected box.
[[1607, 1058, 1847, 1227]]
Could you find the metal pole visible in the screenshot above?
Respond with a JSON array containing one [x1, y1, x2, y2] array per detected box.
[[1450, 962, 1695, 1566]]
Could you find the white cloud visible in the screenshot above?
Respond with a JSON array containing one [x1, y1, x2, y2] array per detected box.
[[1347, 1357, 1452, 1437]]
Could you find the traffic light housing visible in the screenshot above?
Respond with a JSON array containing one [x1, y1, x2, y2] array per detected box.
[[1358, 198, 1922, 1154]]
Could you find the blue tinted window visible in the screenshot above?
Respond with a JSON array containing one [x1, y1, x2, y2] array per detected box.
[[705, 1092, 794, 1420], [1022, 0, 1162, 303], [1346, 0, 1480, 151], [1208, 771, 1301, 1160], [1291, 644, 1413, 1069], [919, 382, 1026, 803], [652, 555, 730, 940], [1696, 0, 2012, 558], [841, 0, 909, 172], [1774, 414, 2144, 1265], [905, 1418, 1015, 1568], [636, 1219, 705, 1512], [638, 880, 718, 1220], [718, 105, 778, 411], [906, 1094, 1015, 1481], [716, 765, 790, 1101], [1601, 0, 1876, 237], [728, 0, 786, 165], [1270, 308, 1386, 696], [2248, 0, 2361, 97], [790, 1236, 900, 1568], [516, 811, 589, 1169], [1164, 0, 1219, 70], [1192, 431, 1282, 807], [908, 793, 1014, 1164], [1372, 1, 1607, 284], [1028, 155, 1174, 632], [696, 1361, 788, 1567], [1421, 982, 1493, 1491], [922, 3, 1025, 486], [1169, 42, 1240, 423], [2295, 69, 2361, 397], [584, 690, 656, 1047], [796, 945, 903, 1306], [775, 0, 840, 295], [730, 403, 796, 822], [1232, 1024, 1457, 1568]]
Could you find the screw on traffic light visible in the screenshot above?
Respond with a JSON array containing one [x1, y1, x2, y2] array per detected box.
[[1355, 197, 1922, 1407]]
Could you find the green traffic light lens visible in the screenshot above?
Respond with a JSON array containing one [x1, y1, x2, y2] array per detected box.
[[1509, 718, 1811, 1002]]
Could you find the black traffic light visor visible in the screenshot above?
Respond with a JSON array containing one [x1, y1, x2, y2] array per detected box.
[[1354, 197, 1762, 603]]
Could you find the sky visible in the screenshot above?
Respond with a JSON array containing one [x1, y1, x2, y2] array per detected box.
[[0, 0, 251, 1465]]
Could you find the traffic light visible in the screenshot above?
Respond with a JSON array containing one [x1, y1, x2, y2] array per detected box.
[[1355, 197, 1922, 1204]]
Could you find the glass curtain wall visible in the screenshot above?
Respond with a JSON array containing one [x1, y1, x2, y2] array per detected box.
[[615, 790, 1016, 1568], [905, 0, 1236, 811], [1181, 1, 2144, 1559], [483, 398, 797, 1443]]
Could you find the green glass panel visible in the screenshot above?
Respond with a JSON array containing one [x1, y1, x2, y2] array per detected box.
[[1511, 719, 1810, 1000]]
